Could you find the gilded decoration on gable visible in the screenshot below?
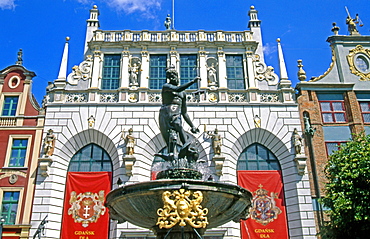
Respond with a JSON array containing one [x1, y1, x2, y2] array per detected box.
[[157, 189, 208, 229], [310, 46, 336, 82], [249, 184, 282, 226], [347, 45, 370, 81], [67, 55, 93, 85], [253, 54, 278, 85]]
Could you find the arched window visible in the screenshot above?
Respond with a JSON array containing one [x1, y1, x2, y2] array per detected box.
[[237, 143, 280, 170], [68, 144, 112, 172]]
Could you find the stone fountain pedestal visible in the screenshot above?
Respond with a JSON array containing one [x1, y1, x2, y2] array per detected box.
[[106, 179, 252, 238]]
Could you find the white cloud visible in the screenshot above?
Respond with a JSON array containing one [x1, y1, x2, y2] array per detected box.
[[106, 0, 161, 14], [0, 0, 16, 10], [263, 43, 277, 58]]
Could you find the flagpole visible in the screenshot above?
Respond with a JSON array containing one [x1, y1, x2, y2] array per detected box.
[[172, 0, 175, 29]]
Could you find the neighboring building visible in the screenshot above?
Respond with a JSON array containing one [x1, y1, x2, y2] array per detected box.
[[30, 5, 316, 239], [296, 17, 370, 234], [0, 53, 45, 238]]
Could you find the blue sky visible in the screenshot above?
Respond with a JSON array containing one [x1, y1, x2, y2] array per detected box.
[[1, 0, 369, 104]]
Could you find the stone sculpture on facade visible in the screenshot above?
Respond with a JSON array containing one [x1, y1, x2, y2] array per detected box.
[[128, 57, 141, 87], [88, 115, 95, 128], [292, 128, 303, 155], [124, 128, 136, 156], [122, 128, 136, 176], [43, 129, 56, 157], [254, 115, 261, 128], [205, 127, 222, 155]]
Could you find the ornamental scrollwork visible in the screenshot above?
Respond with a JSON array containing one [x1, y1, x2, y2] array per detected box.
[[66, 93, 88, 103], [253, 54, 279, 85], [347, 45, 370, 81], [228, 93, 248, 102], [67, 55, 93, 85], [148, 93, 162, 103], [100, 93, 118, 103], [157, 189, 208, 229], [260, 93, 279, 103]]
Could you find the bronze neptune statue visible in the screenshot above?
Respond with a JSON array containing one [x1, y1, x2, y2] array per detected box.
[[156, 65, 201, 177]]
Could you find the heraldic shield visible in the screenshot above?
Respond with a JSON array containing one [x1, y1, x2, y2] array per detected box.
[[68, 190, 106, 227], [249, 184, 282, 226]]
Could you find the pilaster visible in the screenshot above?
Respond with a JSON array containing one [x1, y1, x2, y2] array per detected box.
[[90, 50, 102, 89]]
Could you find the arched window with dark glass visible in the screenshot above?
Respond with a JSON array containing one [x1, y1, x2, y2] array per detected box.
[[68, 144, 112, 172], [237, 143, 281, 170]]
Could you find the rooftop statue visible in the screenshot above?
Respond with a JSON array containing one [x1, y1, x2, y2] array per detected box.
[[164, 14, 172, 30], [345, 7, 363, 35]]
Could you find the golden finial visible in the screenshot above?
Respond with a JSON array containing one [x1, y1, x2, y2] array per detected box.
[[66, 36, 70, 41], [93, 5, 98, 9], [297, 59, 307, 81], [331, 22, 340, 35]]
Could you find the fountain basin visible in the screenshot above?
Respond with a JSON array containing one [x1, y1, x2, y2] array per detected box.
[[106, 179, 252, 232]]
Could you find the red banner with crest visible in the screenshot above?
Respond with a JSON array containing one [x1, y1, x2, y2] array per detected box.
[[61, 172, 111, 239], [238, 171, 289, 239]]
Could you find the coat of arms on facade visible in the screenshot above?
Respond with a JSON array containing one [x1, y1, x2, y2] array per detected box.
[[157, 189, 208, 229], [68, 190, 106, 227], [249, 184, 282, 225]]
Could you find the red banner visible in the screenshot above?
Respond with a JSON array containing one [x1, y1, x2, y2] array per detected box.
[[238, 171, 289, 239], [61, 172, 111, 239]]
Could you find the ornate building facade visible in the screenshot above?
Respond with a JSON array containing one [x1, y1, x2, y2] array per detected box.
[[0, 55, 45, 238], [296, 18, 370, 235], [29, 5, 316, 239]]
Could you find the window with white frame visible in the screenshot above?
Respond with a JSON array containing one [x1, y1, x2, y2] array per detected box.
[[102, 54, 121, 90], [0, 189, 22, 225], [2, 96, 19, 116], [357, 93, 370, 123], [180, 54, 198, 90], [359, 101, 370, 123], [226, 55, 245, 90], [317, 93, 347, 123], [5, 135, 32, 168], [149, 55, 167, 90]]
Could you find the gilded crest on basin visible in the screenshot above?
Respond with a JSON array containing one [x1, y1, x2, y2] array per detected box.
[[347, 45, 370, 81], [157, 189, 208, 229]]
